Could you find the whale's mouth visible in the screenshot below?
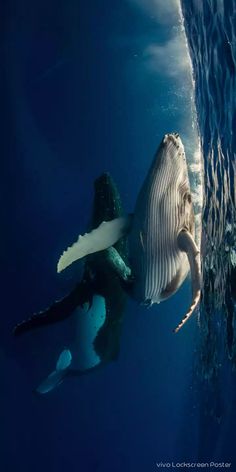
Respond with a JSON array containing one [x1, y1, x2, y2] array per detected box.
[[163, 132, 184, 151], [160, 133, 186, 167]]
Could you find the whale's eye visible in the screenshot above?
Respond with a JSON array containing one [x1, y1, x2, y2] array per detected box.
[[183, 192, 191, 204]]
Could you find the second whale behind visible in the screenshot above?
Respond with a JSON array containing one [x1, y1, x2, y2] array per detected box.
[[58, 133, 201, 332]]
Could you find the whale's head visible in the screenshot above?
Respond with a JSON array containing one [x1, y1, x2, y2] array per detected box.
[[150, 132, 195, 237], [161, 133, 195, 236]]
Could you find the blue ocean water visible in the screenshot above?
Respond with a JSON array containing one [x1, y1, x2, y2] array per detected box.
[[1, 1, 235, 471], [182, 0, 236, 376]]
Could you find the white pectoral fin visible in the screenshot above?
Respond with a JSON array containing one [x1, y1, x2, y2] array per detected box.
[[57, 216, 132, 273], [174, 230, 201, 333]]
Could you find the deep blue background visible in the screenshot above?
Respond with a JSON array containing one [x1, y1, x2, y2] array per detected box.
[[1, 1, 235, 471]]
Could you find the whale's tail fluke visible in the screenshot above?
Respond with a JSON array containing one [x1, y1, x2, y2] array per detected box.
[[35, 349, 72, 394], [35, 349, 106, 394]]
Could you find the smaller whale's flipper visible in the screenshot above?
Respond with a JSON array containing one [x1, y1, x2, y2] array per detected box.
[[14, 280, 93, 336], [103, 247, 132, 281], [35, 349, 72, 394], [57, 216, 132, 273], [174, 229, 201, 333]]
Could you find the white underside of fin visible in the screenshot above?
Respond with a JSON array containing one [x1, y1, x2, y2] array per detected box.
[[57, 216, 131, 273]]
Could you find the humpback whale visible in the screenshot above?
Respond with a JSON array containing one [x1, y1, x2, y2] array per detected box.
[[57, 133, 201, 332], [14, 173, 128, 393]]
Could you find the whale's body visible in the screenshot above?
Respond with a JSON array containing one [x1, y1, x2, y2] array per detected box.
[[14, 134, 201, 394], [56, 133, 201, 333], [14, 174, 128, 393], [128, 133, 194, 305]]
